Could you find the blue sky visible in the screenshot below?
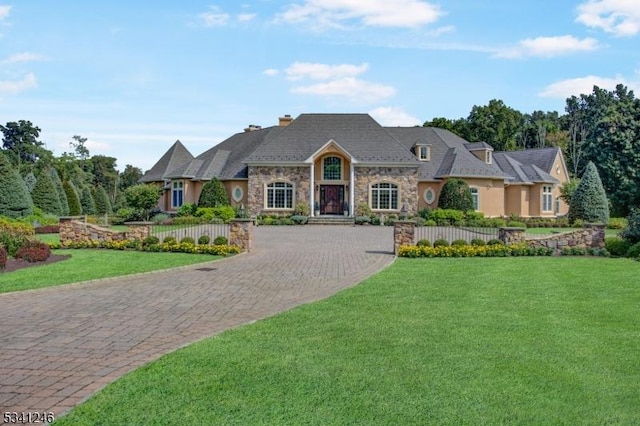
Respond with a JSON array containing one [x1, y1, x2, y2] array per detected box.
[[1, 1, 639, 171]]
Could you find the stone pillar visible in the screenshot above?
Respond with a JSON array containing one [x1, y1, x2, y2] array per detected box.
[[230, 219, 253, 252], [584, 223, 606, 248], [394, 220, 416, 256], [499, 227, 525, 245], [124, 222, 153, 240]]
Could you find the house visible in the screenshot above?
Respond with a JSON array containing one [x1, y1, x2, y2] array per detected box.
[[140, 113, 569, 218]]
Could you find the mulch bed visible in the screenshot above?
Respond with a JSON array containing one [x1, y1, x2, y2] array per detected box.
[[1, 254, 71, 273]]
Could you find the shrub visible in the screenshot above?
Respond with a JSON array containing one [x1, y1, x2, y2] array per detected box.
[[414, 217, 426, 227], [470, 238, 486, 246], [607, 217, 627, 230], [487, 239, 504, 246], [569, 161, 609, 225], [588, 247, 610, 257], [572, 218, 584, 228], [451, 239, 467, 246], [424, 219, 437, 226], [151, 213, 171, 224], [604, 237, 631, 257], [561, 246, 587, 256], [180, 237, 195, 245], [49, 168, 69, 215], [290, 215, 308, 225], [124, 184, 161, 220], [0, 219, 33, 256], [15, 240, 51, 262], [197, 178, 230, 208], [195, 206, 235, 223], [416, 239, 431, 247], [94, 185, 112, 215], [433, 238, 449, 247], [356, 203, 372, 217], [79, 186, 96, 215], [34, 224, 60, 234], [626, 242, 640, 259], [279, 218, 295, 225], [438, 179, 473, 211], [177, 202, 197, 217], [0, 245, 6, 269], [163, 236, 177, 244], [293, 202, 310, 216], [198, 235, 210, 245], [64, 180, 82, 215], [143, 236, 160, 246], [0, 151, 34, 218], [213, 236, 228, 245], [354, 216, 371, 225], [423, 208, 465, 226], [621, 208, 640, 244], [506, 220, 527, 228]]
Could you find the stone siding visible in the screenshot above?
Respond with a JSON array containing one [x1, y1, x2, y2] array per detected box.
[[59, 219, 151, 244], [354, 167, 418, 216], [247, 166, 310, 216], [394, 220, 416, 256], [526, 224, 605, 251], [229, 219, 253, 252]]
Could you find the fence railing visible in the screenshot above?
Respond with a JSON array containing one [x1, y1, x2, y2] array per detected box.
[[414, 226, 499, 244], [151, 223, 230, 243]]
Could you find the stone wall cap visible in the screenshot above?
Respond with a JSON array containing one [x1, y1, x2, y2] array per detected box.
[[124, 221, 154, 225], [500, 227, 526, 230], [394, 220, 416, 224], [231, 218, 253, 223]]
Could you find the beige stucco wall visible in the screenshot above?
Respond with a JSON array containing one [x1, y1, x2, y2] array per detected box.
[[223, 180, 249, 207], [354, 166, 418, 215], [465, 178, 506, 217], [417, 181, 443, 211], [505, 185, 530, 217], [247, 166, 311, 216]]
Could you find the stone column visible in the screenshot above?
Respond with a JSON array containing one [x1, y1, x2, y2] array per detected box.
[[230, 219, 253, 252], [584, 223, 606, 248], [124, 222, 153, 241], [394, 220, 416, 256], [498, 227, 525, 245]]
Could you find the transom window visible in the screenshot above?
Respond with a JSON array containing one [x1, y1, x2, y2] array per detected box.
[[266, 181, 294, 209], [542, 185, 553, 212], [323, 156, 342, 180], [470, 187, 479, 210], [371, 182, 398, 210], [172, 181, 183, 208]]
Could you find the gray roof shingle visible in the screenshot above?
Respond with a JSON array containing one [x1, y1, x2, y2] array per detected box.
[[140, 140, 194, 182]]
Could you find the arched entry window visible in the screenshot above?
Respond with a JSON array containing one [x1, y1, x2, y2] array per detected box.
[[323, 156, 342, 180]]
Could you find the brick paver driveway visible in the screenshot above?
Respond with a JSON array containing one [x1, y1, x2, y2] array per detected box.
[[0, 226, 394, 420]]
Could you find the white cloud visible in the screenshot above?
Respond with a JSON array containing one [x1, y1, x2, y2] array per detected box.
[[495, 35, 599, 58], [278, 0, 443, 30], [285, 62, 368, 80], [291, 77, 395, 103], [576, 0, 640, 37], [199, 6, 229, 27], [262, 68, 279, 76], [1, 52, 46, 64], [238, 13, 256, 22], [539, 74, 640, 98], [0, 5, 10, 20], [0, 73, 37, 96], [369, 106, 421, 126]]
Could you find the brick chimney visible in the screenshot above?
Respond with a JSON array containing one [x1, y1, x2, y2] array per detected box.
[[279, 114, 293, 127]]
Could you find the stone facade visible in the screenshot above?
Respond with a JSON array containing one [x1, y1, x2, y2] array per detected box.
[[247, 166, 311, 216], [59, 218, 151, 244], [229, 219, 253, 252], [354, 166, 419, 216], [394, 220, 416, 256]]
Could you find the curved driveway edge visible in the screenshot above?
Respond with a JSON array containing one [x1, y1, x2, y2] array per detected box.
[[0, 226, 394, 419]]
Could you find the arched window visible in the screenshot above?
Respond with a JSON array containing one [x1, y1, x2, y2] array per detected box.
[[470, 187, 479, 210], [371, 182, 398, 210], [266, 181, 294, 209], [323, 156, 342, 180]]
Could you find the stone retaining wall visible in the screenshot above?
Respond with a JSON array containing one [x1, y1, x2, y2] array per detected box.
[[526, 224, 605, 250], [59, 218, 151, 244]]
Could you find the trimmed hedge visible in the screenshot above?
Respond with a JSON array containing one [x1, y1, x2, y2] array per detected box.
[[399, 243, 553, 258], [49, 239, 241, 256]]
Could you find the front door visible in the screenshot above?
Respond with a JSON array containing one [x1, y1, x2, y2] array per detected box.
[[320, 185, 344, 215]]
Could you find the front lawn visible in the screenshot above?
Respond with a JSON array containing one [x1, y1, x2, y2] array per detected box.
[[57, 257, 640, 425], [0, 250, 221, 293]]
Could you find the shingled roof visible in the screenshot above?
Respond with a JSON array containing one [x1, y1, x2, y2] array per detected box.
[[140, 140, 194, 183], [493, 147, 561, 184]]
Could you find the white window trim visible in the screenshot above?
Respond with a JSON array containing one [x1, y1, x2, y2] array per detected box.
[[470, 187, 479, 211], [485, 151, 492, 164], [542, 185, 553, 212], [171, 181, 184, 208], [416, 145, 431, 161], [369, 181, 400, 211], [232, 185, 244, 203], [264, 180, 295, 210], [322, 155, 343, 181], [423, 187, 436, 205]]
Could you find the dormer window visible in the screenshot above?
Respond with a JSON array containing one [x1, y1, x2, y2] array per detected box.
[[416, 144, 430, 161], [485, 150, 492, 164]]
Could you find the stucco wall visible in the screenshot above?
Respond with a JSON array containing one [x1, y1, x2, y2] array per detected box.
[[354, 166, 418, 215], [465, 178, 505, 217], [223, 180, 249, 207]]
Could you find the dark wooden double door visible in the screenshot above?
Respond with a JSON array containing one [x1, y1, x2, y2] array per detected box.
[[320, 185, 345, 215]]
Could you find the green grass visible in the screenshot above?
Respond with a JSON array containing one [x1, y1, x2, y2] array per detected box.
[[56, 257, 640, 425], [0, 250, 221, 293]]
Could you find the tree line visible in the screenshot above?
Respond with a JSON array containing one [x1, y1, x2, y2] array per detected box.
[[424, 84, 640, 216]]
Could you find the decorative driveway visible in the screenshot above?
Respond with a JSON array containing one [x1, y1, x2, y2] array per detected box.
[[0, 226, 394, 420]]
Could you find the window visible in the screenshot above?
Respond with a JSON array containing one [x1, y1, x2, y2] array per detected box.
[[470, 187, 479, 210], [232, 186, 243, 203], [266, 181, 294, 209], [417, 145, 430, 161], [542, 186, 553, 212], [323, 156, 342, 180], [172, 181, 183, 208], [485, 151, 492, 164], [423, 187, 435, 205], [371, 182, 398, 210]]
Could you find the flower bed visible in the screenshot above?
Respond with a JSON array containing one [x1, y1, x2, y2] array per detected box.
[[398, 243, 554, 258], [49, 240, 241, 256]]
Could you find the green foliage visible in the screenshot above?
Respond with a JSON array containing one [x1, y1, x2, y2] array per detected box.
[[93, 185, 112, 214], [626, 242, 640, 259], [506, 220, 527, 228], [213, 236, 228, 245], [466, 99, 522, 151], [293, 202, 310, 216], [437, 179, 474, 212], [559, 178, 580, 207], [354, 216, 371, 225], [0, 151, 34, 218], [433, 238, 449, 247], [568, 161, 610, 224], [197, 178, 230, 208], [151, 213, 170, 224], [290, 215, 309, 225], [124, 184, 160, 220], [143, 236, 160, 246], [163, 236, 177, 244], [416, 239, 431, 247], [0, 120, 47, 170], [49, 168, 69, 215], [471, 238, 486, 246], [118, 165, 143, 192], [23, 172, 36, 192], [198, 235, 210, 245], [195, 206, 235, 223], [607, 217, 627, 230], [80, 186, 96, 215], [604, 237, 631, 257], [621, 207, 640, 244], [0, 217, 33, 256], [355, 203, 372, 217], [451, 239, 468, 246], [63, 180, 82, 215], [32, 168, 63, 216], [487, 239, 504, 246], [177, 202, 197, 217], [180, 236, 196, 245]]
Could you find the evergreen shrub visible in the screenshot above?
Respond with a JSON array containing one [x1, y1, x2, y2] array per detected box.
[[213, 236, 228, 245], [569, 161, 610, 225]]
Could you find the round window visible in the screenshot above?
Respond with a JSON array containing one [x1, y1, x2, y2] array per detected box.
[[424, 188, 435, 204], [232, 186, 244, 203]]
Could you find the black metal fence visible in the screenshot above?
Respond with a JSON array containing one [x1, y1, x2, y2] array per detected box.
[[414, 226, 499, 244]]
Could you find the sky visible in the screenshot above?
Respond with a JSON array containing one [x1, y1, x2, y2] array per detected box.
[[1, 1, 639, 172]]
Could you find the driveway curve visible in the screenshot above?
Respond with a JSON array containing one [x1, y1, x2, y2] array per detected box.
[[0, 226, 394, 419]]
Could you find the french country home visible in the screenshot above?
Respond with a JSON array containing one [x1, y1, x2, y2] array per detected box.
[[140, 113, 569, 218]]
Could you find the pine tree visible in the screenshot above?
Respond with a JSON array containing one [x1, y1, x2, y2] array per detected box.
[[438, 178, 474, 211], [49, 168, 69, 215], [32, 168, 64, 215], [80, 186, 96, 215], [93, 185, 112, 214], [0, 151, 34, 218], [23, 172, 37, 193], [198, 178, 230, 207], [569, 161, 610, 224], [63, 180, 82, 215]]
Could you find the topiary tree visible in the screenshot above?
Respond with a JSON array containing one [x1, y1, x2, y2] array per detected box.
[[438, 178, 474, 211], [32, 168, 63, 215], [197, 177, 229, 207], [49, 167, 69, 215], [93, 185, 112, 215], [569, 161, 610, 224], [63, 180, 82, 215], [0, 151, 33, 218], [124, 184, 160, 220], [80, 186, 96, 215], [23, 172, 37, 193]]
